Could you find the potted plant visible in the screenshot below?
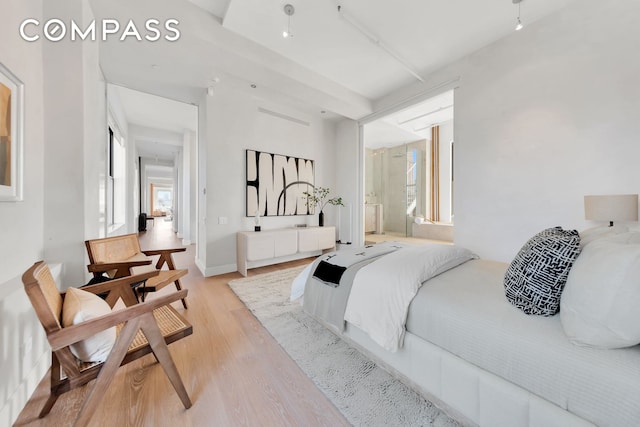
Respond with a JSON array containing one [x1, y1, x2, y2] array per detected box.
[[303, 186, 344, 227]]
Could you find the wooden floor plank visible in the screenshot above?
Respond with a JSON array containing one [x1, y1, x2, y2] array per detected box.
[[14, 220, 348, 427]]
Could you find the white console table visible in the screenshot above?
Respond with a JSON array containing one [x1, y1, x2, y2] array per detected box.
[[236, 226, 335, 276]]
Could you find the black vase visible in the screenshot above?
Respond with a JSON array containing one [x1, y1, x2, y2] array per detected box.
[[318, 211, 324, 227]]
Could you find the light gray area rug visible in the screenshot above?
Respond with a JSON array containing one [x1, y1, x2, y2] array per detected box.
[[228, 266, 460, 427]]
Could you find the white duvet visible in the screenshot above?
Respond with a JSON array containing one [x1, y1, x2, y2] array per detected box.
[[344, 243, 477, 352]]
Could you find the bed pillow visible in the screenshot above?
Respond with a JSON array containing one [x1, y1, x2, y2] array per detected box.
[[62, 287, 117, 362], [504, 226, 581, 316], [560, 236, 640, 348]]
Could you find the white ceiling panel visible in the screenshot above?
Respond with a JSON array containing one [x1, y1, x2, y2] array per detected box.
[[110, 85, 197, 162], [114, 86, 198, 134], [366, 90, 454, 148], [187, 0, 231, 18], [364, 121, 423, 150], [222, 0, 574, 99]]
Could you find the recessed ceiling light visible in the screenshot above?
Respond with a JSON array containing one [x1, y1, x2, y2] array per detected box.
[[250, 84, 257, 89], [151, 64, 159, 69], [320, 110, 326, 114]]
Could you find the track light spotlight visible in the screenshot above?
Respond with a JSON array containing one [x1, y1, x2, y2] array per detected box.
[[283, 4, 295, 38], [513, 0, 524, 31]]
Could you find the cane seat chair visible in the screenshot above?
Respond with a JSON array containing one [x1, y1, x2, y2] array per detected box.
[[85, 233, 188, 308], [22, 261, 193, 426]]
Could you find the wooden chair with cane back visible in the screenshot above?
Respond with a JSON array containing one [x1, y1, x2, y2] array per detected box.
[[85, 233, 188, 308], [22, 261, 193, 426]]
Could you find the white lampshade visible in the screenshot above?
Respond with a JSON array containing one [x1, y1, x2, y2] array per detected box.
[[584, 194, 639, 226]]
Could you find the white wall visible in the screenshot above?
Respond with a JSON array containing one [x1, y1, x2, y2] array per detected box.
[[364, 0, 640, 262], [0, 0, 108, 422], [174, 149, 181, 234], [201, 85, 338, 275], [43, 0, 104, 286], [0, 1, 47, 425], [335, 120, 362, 246], [439, 120, 453, 223], [83, 12, 106, 242], [196, 96, 208, 272], [0, 1, 45, 286], [181, 130, 197, 245]]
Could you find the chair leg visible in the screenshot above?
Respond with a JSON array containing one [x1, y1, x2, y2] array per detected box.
[[174, 279, 188, 309], [74, 318, 141, 426], [39, 353, 65, 417], [140, 313, 192, 409], [39, 393, 59, 418]]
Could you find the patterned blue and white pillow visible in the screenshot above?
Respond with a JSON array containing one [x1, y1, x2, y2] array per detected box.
[[504, 227, 581, 316]]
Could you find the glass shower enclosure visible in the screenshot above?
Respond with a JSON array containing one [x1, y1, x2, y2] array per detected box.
[[365, 140, 428, 238]]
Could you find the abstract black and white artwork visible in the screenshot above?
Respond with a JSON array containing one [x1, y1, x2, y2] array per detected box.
[[246, 149, 314, 216]]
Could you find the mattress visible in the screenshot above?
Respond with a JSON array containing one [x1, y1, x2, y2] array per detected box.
[[405, 259, 640, 427]]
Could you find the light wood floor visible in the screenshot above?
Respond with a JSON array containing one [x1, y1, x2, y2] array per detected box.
[[15, 220, 348, 426]]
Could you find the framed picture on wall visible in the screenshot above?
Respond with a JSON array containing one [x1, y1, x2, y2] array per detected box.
[[0, 62, 24, 202], [246, 149, 315, 216]]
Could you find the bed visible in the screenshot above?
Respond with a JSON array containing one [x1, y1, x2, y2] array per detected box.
[[295, 235, 640, 427]]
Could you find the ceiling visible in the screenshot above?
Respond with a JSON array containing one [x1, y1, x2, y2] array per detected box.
[[90, 0, 574, 155], [364, 90, 453, 149], [114, 86, 198, 134], [145, 163, 175, 185], [220, 0, 573, 100], [111, 85, 197, 162], [187, 0, 231, 18]]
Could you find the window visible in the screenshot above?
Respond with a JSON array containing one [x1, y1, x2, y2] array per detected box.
[[157, 189, 172, 211], [406, 148, 417, 216], [107, 126, 126, 227]]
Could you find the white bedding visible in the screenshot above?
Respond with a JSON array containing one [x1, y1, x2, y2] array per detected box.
[[405, 259, 640, 427], [301, 244, 640, 426], [344, 244, 477, 352], [291, 241, 408, 302], [290, 262, 313, 302]]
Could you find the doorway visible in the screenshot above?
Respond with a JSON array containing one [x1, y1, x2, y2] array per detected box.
[[363, 90, 454, 243], [106, 84, 199, 247]]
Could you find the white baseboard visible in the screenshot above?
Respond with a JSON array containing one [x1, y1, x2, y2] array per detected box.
[[194, 258, 236, 277], [182, 239, 192, 246], [203, 263, 237, 277], [195, 257, 207, 276]]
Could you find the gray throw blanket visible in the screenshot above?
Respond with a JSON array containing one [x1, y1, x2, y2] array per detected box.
[[303, 242, 407, 332], [312, 242, 406, 286]]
